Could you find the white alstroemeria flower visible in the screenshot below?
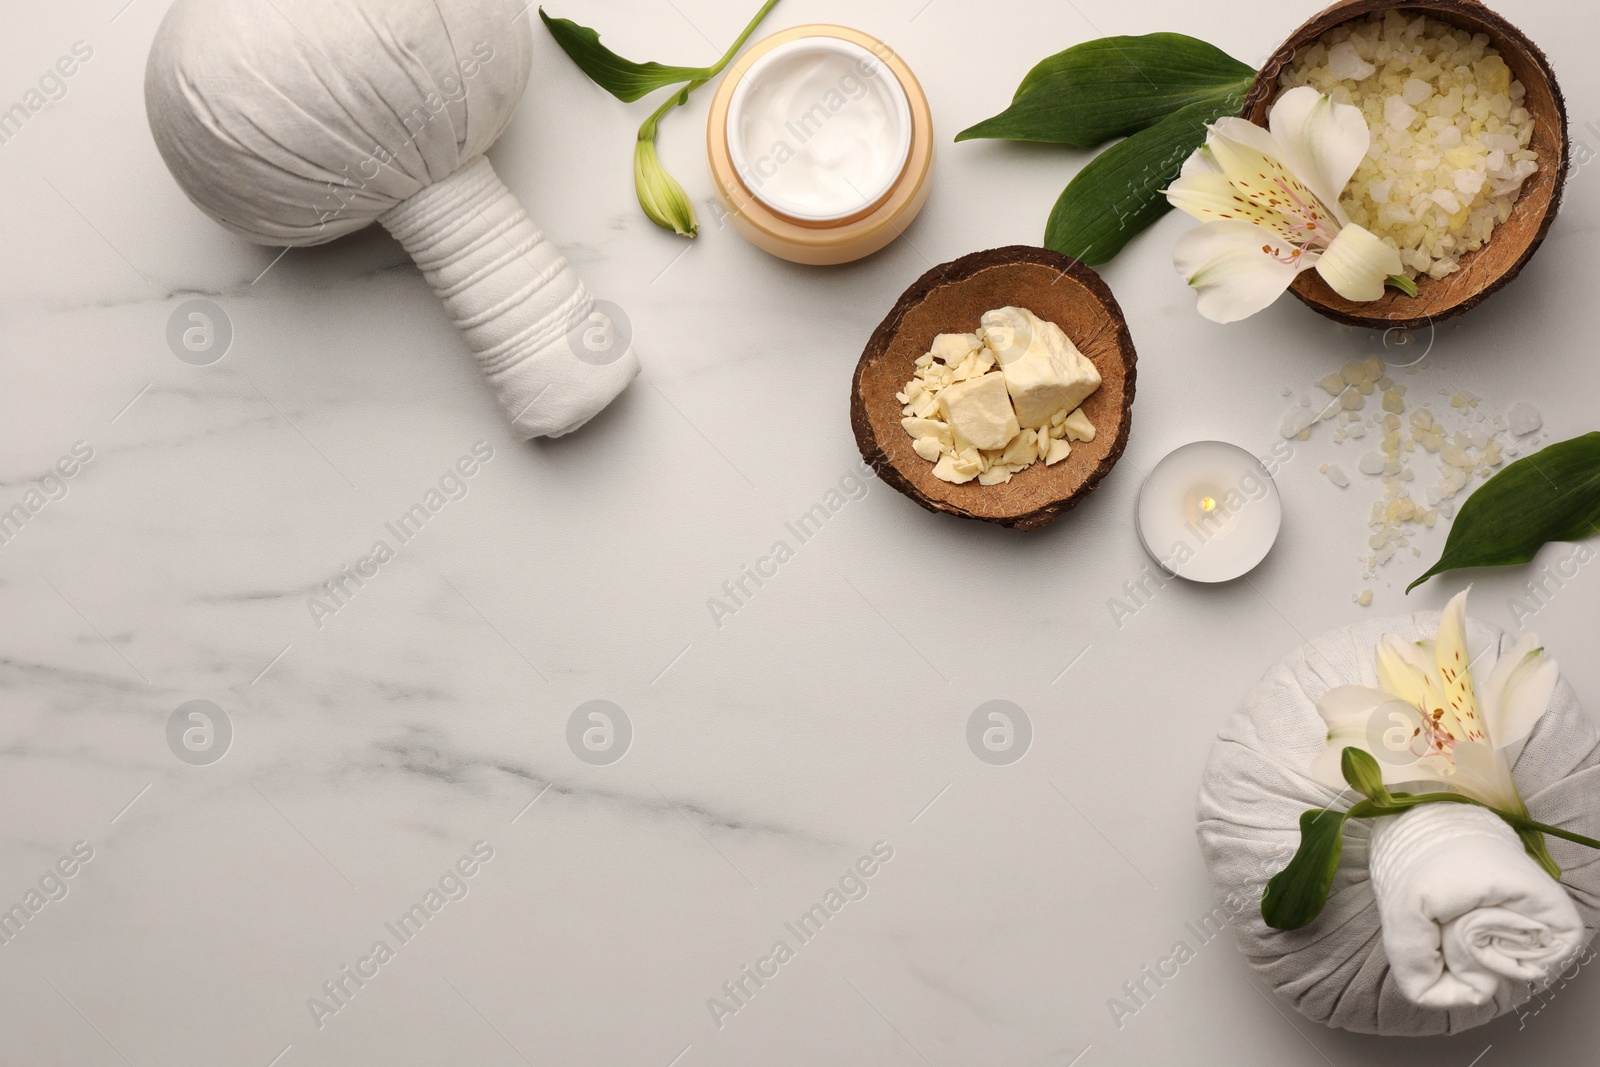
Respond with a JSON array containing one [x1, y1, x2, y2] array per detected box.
[[1167, 86, 1405, 324], [1311, 588, 1559, 815]]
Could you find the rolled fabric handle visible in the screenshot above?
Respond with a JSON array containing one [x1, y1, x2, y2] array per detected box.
[[1369, 803, 1584, 1008], [380, 157, 639, 438]]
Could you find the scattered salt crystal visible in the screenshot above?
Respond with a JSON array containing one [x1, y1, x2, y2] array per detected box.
[[1359, 451, 1386, 475], [1325, 464, 1351, 488], [1508, 402, 1542, 436], [1281, 407, 1315, 439]]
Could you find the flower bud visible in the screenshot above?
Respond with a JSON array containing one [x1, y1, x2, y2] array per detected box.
[[634, 134, 698, 238]]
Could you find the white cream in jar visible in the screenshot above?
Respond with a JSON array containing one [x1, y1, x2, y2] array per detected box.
[[726, 36, 913, 222]]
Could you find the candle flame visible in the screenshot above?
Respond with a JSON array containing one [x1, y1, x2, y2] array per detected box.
[[1200, 496, 1218, 513]]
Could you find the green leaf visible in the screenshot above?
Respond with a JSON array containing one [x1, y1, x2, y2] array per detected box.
[[1262, 807, 1349, 931], [1042, 95, 1239, 265], [540, 8, 709, 102], [1410, 433, 1600, 592], [1341, 747, 1390, 803], [956, 34, 1254, 147]]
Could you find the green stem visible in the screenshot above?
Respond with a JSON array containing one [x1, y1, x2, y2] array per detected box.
[[640, 80, 704, 141], [1385, 273, 1419, 298], [1351, 789, 1600, 877], [704, 0, 782, 80], [637, 0, 781, 142], [1497, 814, 1600, 850], [1360, 793, 1600, 849]]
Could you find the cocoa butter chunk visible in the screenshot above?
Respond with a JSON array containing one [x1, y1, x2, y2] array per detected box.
[[981, 306, 1101, 428], [929, 332, 982, 363], [938, 372, 1019, 451]]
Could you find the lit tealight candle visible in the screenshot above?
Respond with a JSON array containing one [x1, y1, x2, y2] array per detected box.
[[1136, 441, 1282, 583]]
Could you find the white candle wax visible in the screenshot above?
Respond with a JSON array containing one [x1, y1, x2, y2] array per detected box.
[[1135, 441, 1282, 583]]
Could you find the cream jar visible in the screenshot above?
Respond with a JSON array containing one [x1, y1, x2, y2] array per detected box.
[[707, 25, 934, 265]]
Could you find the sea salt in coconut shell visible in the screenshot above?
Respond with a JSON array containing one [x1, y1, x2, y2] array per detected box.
[[1244, 0, 1568, 329]]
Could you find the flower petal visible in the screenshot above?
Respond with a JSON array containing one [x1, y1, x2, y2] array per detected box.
[[1452, 739, 1525, 812], [1265, 87, 1369, 226], [1166, 172, 1310, 246], [1179, 144, 1219, 178], [1435, 589, 1488, 746], [1310, 685, 1391, 789], [1479, 633, 1558, 754], [1207, 116, 1291, 165], [1173, 220, 1308, 324], [1377, 634, 1434, 710], [1203, 119, 1342, 245], [1315, 223, 1403, 302]]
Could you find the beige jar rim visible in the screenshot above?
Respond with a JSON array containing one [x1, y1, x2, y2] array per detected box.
[[706, 25, 935, 266]]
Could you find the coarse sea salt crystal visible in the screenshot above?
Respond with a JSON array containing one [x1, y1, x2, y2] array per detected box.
[[1454, 169, 1485, 196], [1509, 401, 1542, 436], [1430, 189, 1461, 213], [1385, 95, 1418, 130], [1327, 40, 1376, 80], [1281, 407, 1315, 439], [1402, 78, 1433, 105]]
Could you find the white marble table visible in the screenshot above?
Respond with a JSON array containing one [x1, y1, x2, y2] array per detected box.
[[4, 1, 1598, 1064]]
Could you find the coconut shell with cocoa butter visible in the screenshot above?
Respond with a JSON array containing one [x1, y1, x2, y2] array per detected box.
[[1243, 0, 1568, 330], [851, 246, 1136, 531]]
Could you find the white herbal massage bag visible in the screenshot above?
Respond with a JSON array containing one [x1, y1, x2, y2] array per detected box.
[[1197, 610, 1600, 1035]]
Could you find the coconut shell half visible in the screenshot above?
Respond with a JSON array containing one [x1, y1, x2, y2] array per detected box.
[[1244, 0, 1568, 329], [851, 246, 1136, 530]]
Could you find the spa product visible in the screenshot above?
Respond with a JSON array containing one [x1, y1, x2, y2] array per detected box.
[[707, 26, 935, 265], [853, 246, 1136, 530], [1245, 0, 1568, 328], [728, 37, 911, 220], [1198, 605, 1600, 1035], [1280, 11, 1539, 284], [144, 0, 638, 440], [1135, 442, 1281, 583], [895, 308, 1100, 486]]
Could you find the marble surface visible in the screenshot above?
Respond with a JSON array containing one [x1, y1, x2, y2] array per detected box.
[[4, 1, 1599, 1064]]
